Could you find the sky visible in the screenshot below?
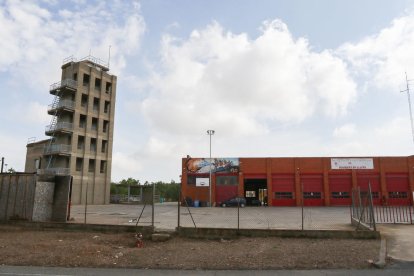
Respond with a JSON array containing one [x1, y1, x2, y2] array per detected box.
[[1, 0, 414, 183]]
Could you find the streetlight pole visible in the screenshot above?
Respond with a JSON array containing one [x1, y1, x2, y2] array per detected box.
[[207, 130, 215, 207]]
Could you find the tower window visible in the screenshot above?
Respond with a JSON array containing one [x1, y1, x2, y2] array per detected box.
[[88, 159, 95, 173], [76, 158, 83, 172], [83, 74, 90, 86], [105, 82, 112, 93], [79, 114, 86, 128], [100, 160, 107, 173], [95, 78, 101, 90]]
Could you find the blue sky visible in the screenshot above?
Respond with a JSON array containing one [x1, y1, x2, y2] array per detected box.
[[1, 0, 414, 182]]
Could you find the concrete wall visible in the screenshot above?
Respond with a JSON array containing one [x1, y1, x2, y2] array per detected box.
[[0, 173, 71, 222], [0, 173, 36, 221]]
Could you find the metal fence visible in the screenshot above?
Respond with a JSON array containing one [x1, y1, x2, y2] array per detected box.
[[69, 183, 413, 231], [178, 190, 352, 231], [350, 185, 376, 231], [374, 205, 413, 224]]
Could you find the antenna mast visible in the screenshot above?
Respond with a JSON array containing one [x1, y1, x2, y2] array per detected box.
[[401, 72, 414, 145]]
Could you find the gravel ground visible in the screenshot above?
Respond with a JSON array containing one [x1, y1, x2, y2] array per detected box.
[[0, 225, 380, 270]]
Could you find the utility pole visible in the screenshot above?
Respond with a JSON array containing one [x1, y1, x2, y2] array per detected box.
[[207, 130, 215, 207], [1, 157, 4, 173], [401, 72, 414, 145]]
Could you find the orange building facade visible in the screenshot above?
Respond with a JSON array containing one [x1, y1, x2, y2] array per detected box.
[[181, 156, 414, 207]]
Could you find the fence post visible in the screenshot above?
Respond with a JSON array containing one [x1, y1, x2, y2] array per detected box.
[[301, 182, 304, 230], [84, 182, 88, 224], [237, 200, 240, 232], [178, 186, 181, 230], [152, 183, 155, 228], [368, 183, 376, 231]]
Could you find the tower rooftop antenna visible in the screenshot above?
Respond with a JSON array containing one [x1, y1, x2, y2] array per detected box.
[[400, 72, 414, 146]]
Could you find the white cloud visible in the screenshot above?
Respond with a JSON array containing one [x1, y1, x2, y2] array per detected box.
[[0, 0, 146, 89], [338, 12, 414, 90], [141, 20, 357, 138], [333, 124, 357, 138]]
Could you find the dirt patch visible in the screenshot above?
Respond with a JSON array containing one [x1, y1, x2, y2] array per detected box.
[[0, 226, 380, 269]]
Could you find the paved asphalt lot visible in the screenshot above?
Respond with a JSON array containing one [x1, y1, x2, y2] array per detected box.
[[70, 203, 353, 230]]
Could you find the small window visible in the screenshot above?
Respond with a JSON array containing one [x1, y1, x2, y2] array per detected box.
[[100, 160, 107, 173], [104, 101, 110, 113], [389, 192, 408, 198], [83, 74, 90, 86], [105, 82, 112, 93], [90, 138, 97, 152], [331, 192, 350, 199], [103, 120, 109, 133], [88, 159, 95, 173], [91, 117, 98, 131], [76, 157, 83, 172], [93, 97, 99, 112], [34, 159, 41, 169], [79, 114, 86, 128], [303, 192, 321, 199], [73, 73, 77, 81], [101, 140, 108, 153], [216, 175, 238, 186], [95, 78, 101, 90], [77, 135, 85, 150], [81, 94, 88, 107], [275, 192, 293, 199]]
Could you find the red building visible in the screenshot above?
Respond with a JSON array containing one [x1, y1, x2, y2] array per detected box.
[[181, 156, 414, 206]]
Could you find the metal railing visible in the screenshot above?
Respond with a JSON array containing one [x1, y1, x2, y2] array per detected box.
[[63, 55, 109, 70], [50, 79, 77, 92], [44, 144, 72, 155], [48, 100, 75, 112], [37, 167, 70, 176], [45, 122, 74, 133]]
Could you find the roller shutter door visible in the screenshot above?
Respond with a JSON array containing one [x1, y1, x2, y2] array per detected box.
[[386, 173, 410, 206], [272, 174, 295, 206], [301, 174, 324, 206], [356, 173, 381, 205], [329, 174, 352, 206]]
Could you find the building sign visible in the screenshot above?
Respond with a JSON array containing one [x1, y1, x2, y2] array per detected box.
[[196, 178, 209, 187], [331, 158, 374, 170], [186, 158, 239, 174]]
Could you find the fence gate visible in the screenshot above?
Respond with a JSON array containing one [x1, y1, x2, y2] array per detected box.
[[350, 184, 376, 231]]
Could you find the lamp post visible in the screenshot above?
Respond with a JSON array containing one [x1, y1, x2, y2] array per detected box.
[[207, 130, 215, 207]]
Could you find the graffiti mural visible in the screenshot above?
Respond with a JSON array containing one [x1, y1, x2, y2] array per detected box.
[[186, 158, 239, 174]]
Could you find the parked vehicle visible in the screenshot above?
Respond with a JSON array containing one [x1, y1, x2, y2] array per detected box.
[[220, 197, 246, 207]]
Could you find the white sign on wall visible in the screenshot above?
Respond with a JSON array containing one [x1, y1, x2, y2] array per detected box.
[[331, 158, 374, 170], [196, 178, 210, 187]]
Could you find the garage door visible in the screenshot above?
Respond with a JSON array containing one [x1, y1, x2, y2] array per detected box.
[[301, 174, 324, 206], [215, 174, 238, 204], [356, 173, 381, 205], [272, 174, 295, 206], [329, 174, 352, 206], [386, 173, 411, 206]]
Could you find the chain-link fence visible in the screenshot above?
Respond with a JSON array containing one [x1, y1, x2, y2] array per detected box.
[[178, 190, 352, 231], [70, 183, 406, 231]]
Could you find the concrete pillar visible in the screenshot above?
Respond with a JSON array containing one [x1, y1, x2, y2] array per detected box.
[[266, 158, 272, 206], [295, 159, 301, 206], [32, 181, 55, 222], [323, 158, 330, 206]]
